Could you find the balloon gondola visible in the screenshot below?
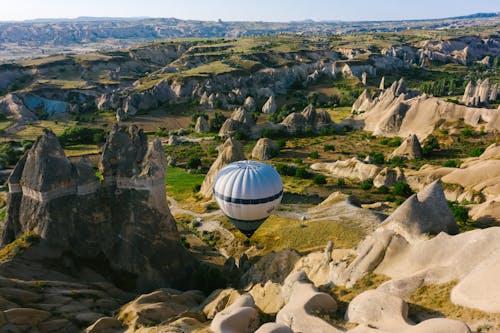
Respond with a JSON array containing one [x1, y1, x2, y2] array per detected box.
[[213, 160, 283, 237]]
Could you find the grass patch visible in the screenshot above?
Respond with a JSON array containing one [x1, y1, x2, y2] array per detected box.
[[166, 166, 206, 201], [0, 232, 40, 263], [407, 282, 500, 324], [252, 215, 364, 253], [63, 144, 101, 157]]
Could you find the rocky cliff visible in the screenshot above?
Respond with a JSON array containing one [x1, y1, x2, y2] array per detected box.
[[2, 124, 196, 291]]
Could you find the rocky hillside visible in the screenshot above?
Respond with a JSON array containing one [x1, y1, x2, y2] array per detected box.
[[1, 14, 498, 61]]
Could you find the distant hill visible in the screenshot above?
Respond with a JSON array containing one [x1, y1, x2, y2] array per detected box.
[[0, 13, 498, 62]]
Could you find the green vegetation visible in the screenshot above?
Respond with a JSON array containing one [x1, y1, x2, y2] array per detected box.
[[0, 232, 40, 263], [58, 126, 106, 147], [166, 166, 205, 201], [0, 142, 25, 169]]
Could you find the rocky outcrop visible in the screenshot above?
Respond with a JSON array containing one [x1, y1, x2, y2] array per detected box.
[[381, 180, 458, 238], [262, 95, 277, 114], [199, 137, 245, 198], [0, 93, 37, 130], [388, 134, 422, 160], [210, 294, 260, 333], [194, 116, 210, 133], [243, 96, 257, 112], [281, 112, 306, 134], [347, 78, 500, 139], [252, 138, 279, 160], [219, 107, 256, 137], [462, 78, 497, 106], [2, 125, 196, 291]]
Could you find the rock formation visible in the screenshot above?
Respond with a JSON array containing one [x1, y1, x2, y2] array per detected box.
[[2, 125, 196, 291], [262, 95, 277, 114], [199, 137, 245, 198], [379, 76, 385, 90], [243, 96, 257, 112], [361, 71, 367, 86], [281, 112, 307, 134], [252, 138, 279, 160], [194, 116, 210, 133], [348, 78, 500, 139], [219, 107, 256, 138], [462, 78, 497, 106], [388, 134, 422, 160]]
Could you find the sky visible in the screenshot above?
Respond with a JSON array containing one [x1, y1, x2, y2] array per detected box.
[[0, 0, 499, 22]]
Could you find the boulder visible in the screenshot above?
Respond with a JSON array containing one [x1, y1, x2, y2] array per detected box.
[[210, 294, 260, 333], [4, 307, 51, 325], [255, 323, 294, 333], [199, 137, 245, 198], [301, 104, 317, 126], [346, 290, 409, 330], [252, 138, 279, 160], [118, 289, 204, 328], [388, 134, 422, 160], [262, 95, 277, 114], [249, 281, 285, 314], [201, 288, 241, 320], [276, 271, 339, 333]]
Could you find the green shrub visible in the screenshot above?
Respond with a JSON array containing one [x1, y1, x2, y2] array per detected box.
[[460, 128, 475, 137], [209, 112, 227, 132], [323, 144, 335, 152], [447, 201, 469, 223], [276, 164, 296, 177], [369, 152, 385, 165], [58, 126, 106, 146], [443, 159, 459, 168], [388, 156, 407, 168], [360, 179, 373, 190], [337, 178, 346, 188], [387, 137, 402, 147], [308, 151, 320, 159], [469, 147, 485, 157], [422, 135, 440, 157], [377, 185, 390, 194], [186, 157, 202, 170], [295, 167, 310, 179], [313, 174, 327, 185], [392, 182, 413, 197]]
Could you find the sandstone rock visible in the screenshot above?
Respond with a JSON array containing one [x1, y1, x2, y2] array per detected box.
[[373, 167, 405, 188], [379, 77, 385, 90], [75, 312, 106, 327], [0, 288, 42, 304], [361, 72, 367, 86], [255, 323, 294, 333], [210, 294, 260, 333], [0, 93, 37, 123], [118, 289, 203, 328], [281, 112, 306, 134], [388, 134, 422, 160], [231, 107, 256, 127], [194, 116, 210, 133], [219, 118, 241, 137], [381, 180, 458, 239], [346, 290, 409, 330], [86, 317, 123, 333], [4, 307, 51, 325], [347, 78, 500, 139], [199, 137, 245, 198], [262, 95, 277, 114], [115, 108, 126, 121], [249, 281, 285, 314], [2, 126, 196, 291], [276, 271, 339, 333], [243, 96, 257, 112], [252, 138, 279, 160], [301, 104, 317, 126], [242, 249, 301, 286], [201, 288, 241, 320]]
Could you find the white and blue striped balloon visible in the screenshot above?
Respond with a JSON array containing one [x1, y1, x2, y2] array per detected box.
[[213, 160, 283, 237]]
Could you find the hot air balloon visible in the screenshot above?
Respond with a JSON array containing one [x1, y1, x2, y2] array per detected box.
[[213, 160, 283, 237]]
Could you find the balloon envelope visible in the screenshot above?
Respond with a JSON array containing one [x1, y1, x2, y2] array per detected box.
[[213, 160, 283, 237]]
